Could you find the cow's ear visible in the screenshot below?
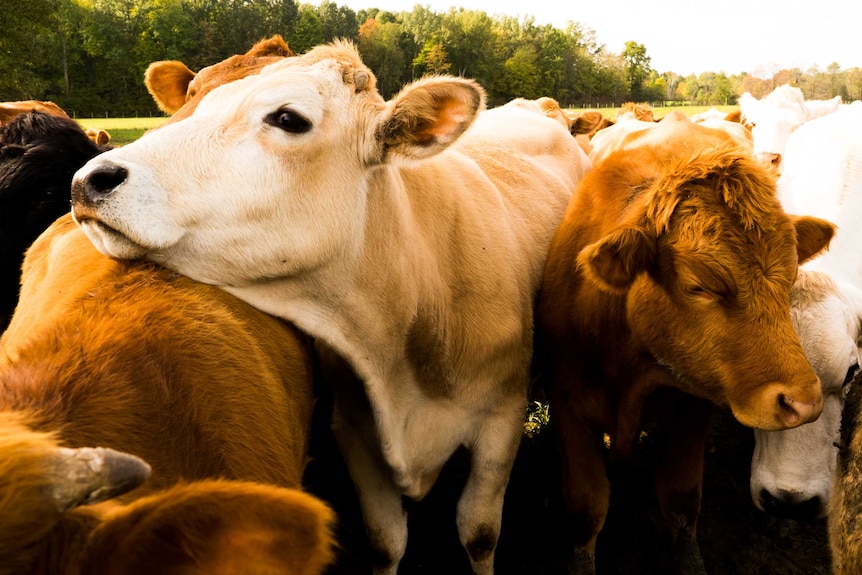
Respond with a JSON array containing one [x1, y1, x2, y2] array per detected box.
[[578, 227, 656, 292], [376, 76, 485, 161], [793, 215, 835, 264], [144, 61, 196, 115], [85, 481, 335, 575], [247, 34, 295, 58]]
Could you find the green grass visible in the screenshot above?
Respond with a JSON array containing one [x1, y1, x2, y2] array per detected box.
[[76, 116, 167, 145]]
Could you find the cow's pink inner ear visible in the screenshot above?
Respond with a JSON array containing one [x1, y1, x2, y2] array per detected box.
[[579, 227, 655, 292], [793, 215, 836, 264]]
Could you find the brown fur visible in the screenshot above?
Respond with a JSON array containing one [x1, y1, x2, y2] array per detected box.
[[0, 215, 334, 573], [534, 118, 834, 571], [145, 35, 295, 122], [618, 102, 659, 122], [0, 101, 69, 124]]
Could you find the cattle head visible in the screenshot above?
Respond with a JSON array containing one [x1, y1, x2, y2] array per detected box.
[[739, 85, 842, 173], [750, 270, 862, 519], [0, 111, 111, 328], [578, 133, 835, 430], [145, 35, 295, 123], [70, 41, 483, 288]]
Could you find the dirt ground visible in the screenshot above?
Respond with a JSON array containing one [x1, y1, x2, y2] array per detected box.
[[303, 402, 831, 575]]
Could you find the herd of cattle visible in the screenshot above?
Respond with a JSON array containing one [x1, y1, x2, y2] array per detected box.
[[1, 34, 861, 575]]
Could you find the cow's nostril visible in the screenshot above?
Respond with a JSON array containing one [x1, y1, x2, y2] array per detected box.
[[84, 163, 127, 203], [759, 488, 823, 520]]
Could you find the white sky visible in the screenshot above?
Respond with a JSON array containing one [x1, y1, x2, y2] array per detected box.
[[337, 0, 859, 77]]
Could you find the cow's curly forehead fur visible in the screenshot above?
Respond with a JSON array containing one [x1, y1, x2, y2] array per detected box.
[[643, 142, 780, 235], [260, 39, 378, 95]]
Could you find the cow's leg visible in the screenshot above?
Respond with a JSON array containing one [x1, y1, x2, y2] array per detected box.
[[456, 397, 524, 575], [332, 400, 408, 575], [652, 393, 713, 575], [550, 394, 608, 575]]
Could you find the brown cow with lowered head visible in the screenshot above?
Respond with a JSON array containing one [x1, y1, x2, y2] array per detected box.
[[0, 214, 334, 574], [534, 113, 834, 574]]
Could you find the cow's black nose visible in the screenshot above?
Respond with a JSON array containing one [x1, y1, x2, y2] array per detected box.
[[77, 163, 127, 204], [758, 488, 822, 520]]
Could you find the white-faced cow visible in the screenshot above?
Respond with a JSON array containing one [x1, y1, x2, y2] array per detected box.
[[534, 112, 834, 574], [739, 84, 842, 173], [751, 101, 862, 521], [69, 40, 589, 575]]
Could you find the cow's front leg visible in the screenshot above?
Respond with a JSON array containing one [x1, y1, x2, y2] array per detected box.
[[456, 397, 524, 575], [332, 401, 408, 575], [653, 392, 713, 575], [549, 393, 610, 575]]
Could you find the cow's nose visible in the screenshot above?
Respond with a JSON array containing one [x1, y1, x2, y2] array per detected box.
[[74, 163, 127, 204], [776, 390, 822, 427], [758, 488, 823, 520]]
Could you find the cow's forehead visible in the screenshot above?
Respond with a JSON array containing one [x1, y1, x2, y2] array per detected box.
[[192, 58, 347, 120]]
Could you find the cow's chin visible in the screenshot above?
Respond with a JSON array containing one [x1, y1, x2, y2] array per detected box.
[[77, 218, 150, 260]]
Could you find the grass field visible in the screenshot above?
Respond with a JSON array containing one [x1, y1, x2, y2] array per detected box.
[[76, 116, 167, 145], [76, 105, 740, 146]]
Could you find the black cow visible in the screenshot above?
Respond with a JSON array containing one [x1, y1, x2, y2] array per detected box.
[[0, 111, 111, 330]]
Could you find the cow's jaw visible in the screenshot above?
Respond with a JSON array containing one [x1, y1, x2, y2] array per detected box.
[[74, 216, 150, 260]]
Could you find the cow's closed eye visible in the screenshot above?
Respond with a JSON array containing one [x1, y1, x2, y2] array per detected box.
[[266, 109, 312, 134]]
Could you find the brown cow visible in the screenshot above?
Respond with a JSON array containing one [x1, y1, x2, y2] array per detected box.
[[0, 214, 334, 573], [534, 113, 834, 573], [0, 413, 334, 575], [145, 34, 295, 123], [0, 100, 69, 124]]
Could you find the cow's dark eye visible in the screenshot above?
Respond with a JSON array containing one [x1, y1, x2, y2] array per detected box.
[[844, 362, 860, 387], [267, 109, 311, 134]]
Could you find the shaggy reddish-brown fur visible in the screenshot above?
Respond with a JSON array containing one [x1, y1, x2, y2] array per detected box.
[[533, 115, 834, 573], [0, 215, 334, 573]]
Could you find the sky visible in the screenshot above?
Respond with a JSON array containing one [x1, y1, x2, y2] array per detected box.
[[338, 0, 858, 77]]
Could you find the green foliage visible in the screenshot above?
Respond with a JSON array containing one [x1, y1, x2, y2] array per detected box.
[[1, 0, 856, 114], [524, 401, 549, 439]]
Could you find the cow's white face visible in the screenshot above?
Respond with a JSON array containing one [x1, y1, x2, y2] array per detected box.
[[71, 51, 483, 290], [750, 273, 862, 519], [71, 58, 377, 287]]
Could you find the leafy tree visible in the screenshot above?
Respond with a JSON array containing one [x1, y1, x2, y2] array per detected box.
[[356, 17, 407, 98], [622, 40, 650, 100], [503, 45, 540, 99], [0, 0, 57, 98], [290, 5, 325, 53], [413, 37, 451, 77], [316, 0, 359, 42]]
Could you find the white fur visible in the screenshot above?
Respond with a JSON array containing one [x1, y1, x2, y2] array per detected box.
[[751, 102, 862, 517], [739, 84, 842, 173]]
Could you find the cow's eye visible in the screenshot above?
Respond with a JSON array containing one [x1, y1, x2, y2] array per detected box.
[[267, 109, 312, 134], [685, 284, 716, 301], [844, 362, 860, 387]]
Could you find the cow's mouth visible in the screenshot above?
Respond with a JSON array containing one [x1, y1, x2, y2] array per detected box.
[[74, 215, 149, 260]]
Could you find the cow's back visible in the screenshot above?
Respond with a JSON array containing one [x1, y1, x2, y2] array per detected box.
[[449, 101, 588, 290], [0, 214, 314, 492]]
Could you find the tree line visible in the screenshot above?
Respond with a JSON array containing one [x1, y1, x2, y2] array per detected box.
[[3, 0, 861, 117]]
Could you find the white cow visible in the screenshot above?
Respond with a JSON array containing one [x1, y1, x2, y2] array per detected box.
[[69, 41, 589, 575], [750, 100, 862, 519], [739, 84, 842, 173]]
